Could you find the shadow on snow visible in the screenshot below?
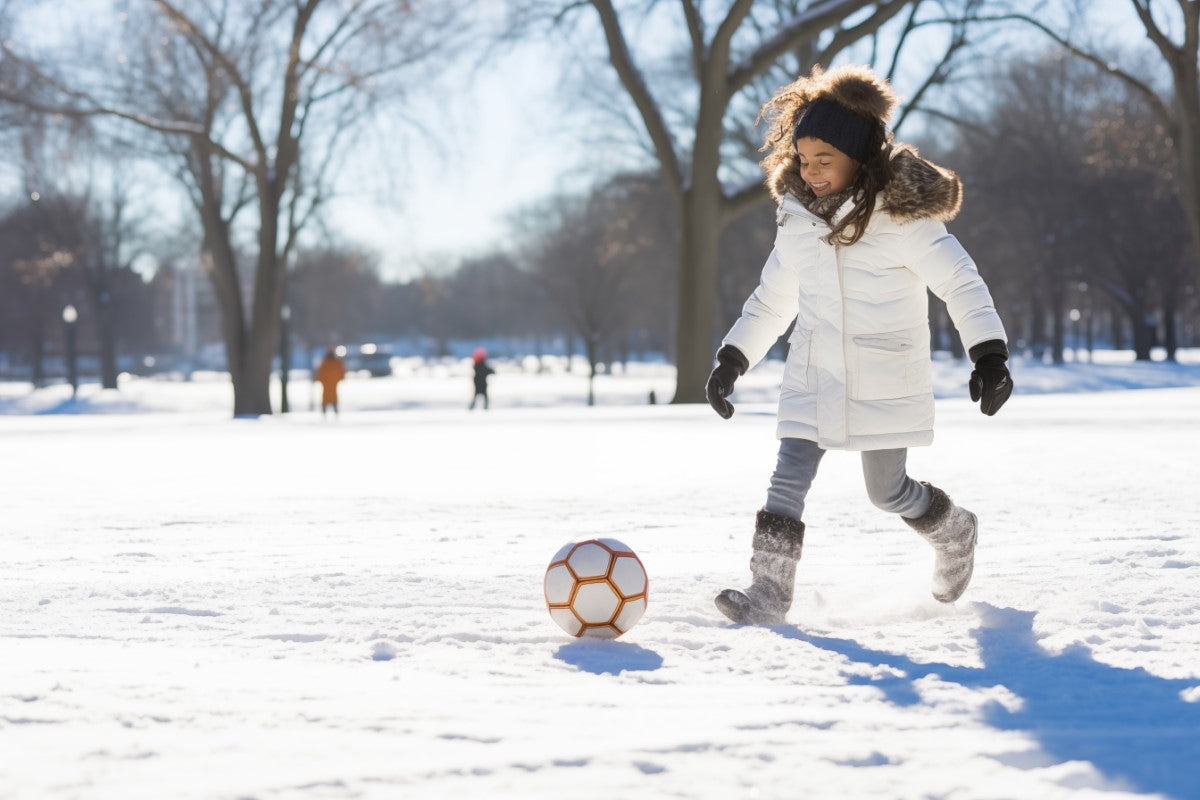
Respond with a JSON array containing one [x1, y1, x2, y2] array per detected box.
[[554, 640, 664, 675], [774, 602, 1200, 798]]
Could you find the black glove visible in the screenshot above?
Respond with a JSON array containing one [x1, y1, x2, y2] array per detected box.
[[968, 340, 1012, 416], [706, 345, 749, 419]]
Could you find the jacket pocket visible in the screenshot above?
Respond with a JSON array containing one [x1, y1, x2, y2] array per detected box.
[[781, 328, 813, 392], [850, 332, 931, 400]]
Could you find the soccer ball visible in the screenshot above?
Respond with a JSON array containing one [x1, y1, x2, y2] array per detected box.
[[544, 538, 648, 639]]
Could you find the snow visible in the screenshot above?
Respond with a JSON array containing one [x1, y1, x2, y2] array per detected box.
[[2, 354, 1199, 799]]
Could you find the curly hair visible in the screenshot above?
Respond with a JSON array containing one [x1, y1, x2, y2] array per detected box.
[[827, 125, 894, 246], [758, 65, 899, 246]]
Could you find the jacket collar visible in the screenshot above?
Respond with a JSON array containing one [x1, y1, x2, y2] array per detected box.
[[769, 143, 963, 224]]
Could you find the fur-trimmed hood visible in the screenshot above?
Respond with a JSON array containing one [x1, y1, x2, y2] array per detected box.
[[768, 143, 964, 223]]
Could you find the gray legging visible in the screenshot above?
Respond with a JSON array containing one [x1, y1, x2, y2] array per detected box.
[[763, 437, 931, 522]]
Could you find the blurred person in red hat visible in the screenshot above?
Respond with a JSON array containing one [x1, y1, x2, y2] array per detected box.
[[469, 348, 495, 410]]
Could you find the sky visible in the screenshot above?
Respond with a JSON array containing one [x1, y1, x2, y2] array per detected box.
[[2, 354, 1199, 798], [325, 37, 581, 280]]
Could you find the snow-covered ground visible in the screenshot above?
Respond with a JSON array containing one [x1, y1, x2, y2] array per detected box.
[[2, 354, 1199, 799]]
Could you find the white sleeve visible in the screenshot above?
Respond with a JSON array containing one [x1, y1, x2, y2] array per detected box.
[[721, 246, 801, 369], [901, 217, 1007, 352]]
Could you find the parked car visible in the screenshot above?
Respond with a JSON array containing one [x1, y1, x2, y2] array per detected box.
[[343, 343, 393, 377]]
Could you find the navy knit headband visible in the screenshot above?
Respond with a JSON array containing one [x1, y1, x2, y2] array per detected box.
[[792, 98, 875, 163]]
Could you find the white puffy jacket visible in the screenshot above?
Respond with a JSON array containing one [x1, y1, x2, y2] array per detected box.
[[722, 147, 1006, 451]]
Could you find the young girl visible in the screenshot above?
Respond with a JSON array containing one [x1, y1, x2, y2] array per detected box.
[[707, 64, 1012, 625]]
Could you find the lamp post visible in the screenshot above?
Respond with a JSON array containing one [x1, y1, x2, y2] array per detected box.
[[62, 304, 78, 399], [280, 304, 291, 413], [1078, 281, 1093, 362], [1069, 308, 1081, 362]]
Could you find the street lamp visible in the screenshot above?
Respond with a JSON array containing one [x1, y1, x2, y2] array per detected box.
[[1069, 308, 1081, 362], [280, 304, 291, 413], [62, 304, 78, 399], [1078, 281, 1093, 362]]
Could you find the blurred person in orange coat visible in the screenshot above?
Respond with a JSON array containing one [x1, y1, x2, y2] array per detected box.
[[315, 348, 347, 416]]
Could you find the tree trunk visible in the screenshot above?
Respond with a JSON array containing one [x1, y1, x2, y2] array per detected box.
[[31, 325, 45, 388], [96, 292, 118, 389], [1030, 293, 1047, 362], [84, 253, 120, 389], [1085, 307, 1095, 361], [1163, 305, 1177, 361], [244, 192, 285, 416], [585, 335, 598, 406], [1174, 65, 1200, 298], [671, 186, 722, 404], [197, 170, 284, 417], [1127, 289, 1153, 361], [1133, 317, 1153, 361], [1050, 274, 1066, 364], [201, 234, 255, 416]]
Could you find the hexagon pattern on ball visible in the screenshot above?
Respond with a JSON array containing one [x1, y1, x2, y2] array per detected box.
[[613, 596, 646, 631], [548, 607, 582, 637], [573, 581, 620, 624], [548, 542, 573, 564], [610, 556, 647, 596], [566, 543, 612, 579], [543, 538, 648, 639], [543, 564, 575, 606]]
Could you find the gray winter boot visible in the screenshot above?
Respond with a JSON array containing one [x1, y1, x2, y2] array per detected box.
[[903, 483, 978, 603], [714, 510, 805, 625]]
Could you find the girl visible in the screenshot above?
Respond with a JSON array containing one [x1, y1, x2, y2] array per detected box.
[[707, 64, 1012, 625]]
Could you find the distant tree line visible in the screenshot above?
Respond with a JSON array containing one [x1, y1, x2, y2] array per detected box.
[[939, 52, 1197, 363], [6, 47, 1194, 390], [0, 0, 465, 413]]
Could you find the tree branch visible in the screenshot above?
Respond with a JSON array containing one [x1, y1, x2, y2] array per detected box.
[[885, 1, 922, 82], [1185, 0, 1200, 61], [1129, 0, 1182, 63], [680, 0, 706, 78], [273, 0, 322, 200], [726, 0, 886, 92], [892, 16, 969, 133], [812, 0, 914, 74], [296, 0, 377, 79], [154, 0, 269, 164], [710, 0, 755, 73], [588, 0, 684, 195], [962, 13, 1177, 128], [721, 175, 772, 223], [0, 76, 257, 172], [908, 103, 992, 137]]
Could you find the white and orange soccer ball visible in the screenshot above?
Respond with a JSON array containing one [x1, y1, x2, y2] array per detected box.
[[544, 538, 648, 638]]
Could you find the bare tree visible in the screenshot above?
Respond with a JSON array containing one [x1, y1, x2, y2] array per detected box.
[[1, 0, 462, 415], [941, 51, 1193, 361], [6, 104, 159, 390], [525, 176, 657, 404], [977, 1, 1200, 302], [289, 244, 384, 354], [509, 0, 993, 402], [68, 175, 148, 390], [0, 197, 82, 386]]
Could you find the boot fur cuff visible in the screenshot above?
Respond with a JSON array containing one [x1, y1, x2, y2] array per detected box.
[[753, 509, 805, 558], [903, 483, 951, 533]]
